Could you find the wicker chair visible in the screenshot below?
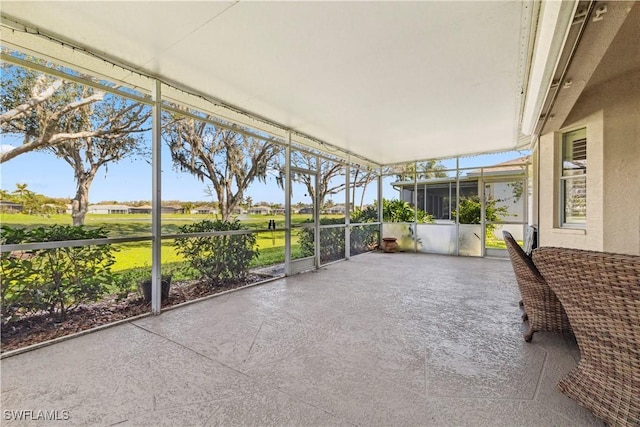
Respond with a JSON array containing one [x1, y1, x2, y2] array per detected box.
[[502, 231, 571, 342], [533, 247, 640, 427]]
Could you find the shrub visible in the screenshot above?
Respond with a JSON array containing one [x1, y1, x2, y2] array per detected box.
[[453, 196, 508, 232], [299, 218, 343, 264], [349, 224, 379, 255], [174, 219, 258, 286], [0, 225, 117, 321], [351, 200, 433, 223], [112, 267, 152, 302], [382, 199, 433, 223], [299, 218, 379, 264], [351, 205, 378, 223]]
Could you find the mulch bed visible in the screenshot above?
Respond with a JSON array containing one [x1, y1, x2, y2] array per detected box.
[[1, 274, 272, 354]]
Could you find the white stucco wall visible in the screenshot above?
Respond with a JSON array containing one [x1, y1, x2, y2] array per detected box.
[[600, 69, 640, 254], [536, 69, 640, 255]]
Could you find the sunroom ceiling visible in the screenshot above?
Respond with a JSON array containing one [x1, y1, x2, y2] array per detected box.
[[2, 1, 547, 165]]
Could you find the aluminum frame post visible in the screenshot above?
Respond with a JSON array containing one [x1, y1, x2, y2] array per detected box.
[[378, 168, 383, 245], [480, 168, 486, 257], [284, 133, 292, 276], [345, 158, 350, 260], [151, 79, 162, 314], [413, 161, 418, 253], [314, 155, 320, 269], [455, 157, 460, 256]]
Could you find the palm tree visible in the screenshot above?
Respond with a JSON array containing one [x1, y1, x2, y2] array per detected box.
[[244, 196, 253, 211], [13, 183, 30, 198]]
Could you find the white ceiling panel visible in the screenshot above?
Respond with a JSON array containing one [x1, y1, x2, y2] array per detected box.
[[1, 1, 534, 164]]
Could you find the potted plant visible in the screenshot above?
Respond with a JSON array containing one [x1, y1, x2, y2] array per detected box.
[[139, 274, 172, 304], [381, 237, 399, 253]]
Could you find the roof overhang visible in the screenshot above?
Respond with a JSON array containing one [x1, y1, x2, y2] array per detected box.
[[535, 1, 639, 136], [0, 1, 585, 165]]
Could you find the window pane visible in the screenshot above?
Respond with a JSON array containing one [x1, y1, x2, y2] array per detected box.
[[349, 224, 379, 255], [562, 128, 587, 176], [563, 177, 586, 224], [319, 158, 346, 223], [350, 166, 378, 223]]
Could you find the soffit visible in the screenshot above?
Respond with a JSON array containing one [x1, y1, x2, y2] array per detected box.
[[2, 1, 533, 165], [541, 1, 638, 134], [582, 2, 640, 90]]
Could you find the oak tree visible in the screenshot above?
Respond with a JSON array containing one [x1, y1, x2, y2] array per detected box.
[[1, 60, 151, 225], [164, 113, 281, 220]]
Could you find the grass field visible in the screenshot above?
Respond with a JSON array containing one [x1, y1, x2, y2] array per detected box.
[[2, 212, 513, 276], [1, 213, 336, 274]]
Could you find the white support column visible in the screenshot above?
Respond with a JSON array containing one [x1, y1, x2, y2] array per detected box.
[[151, 80, 162, 314], [314, 155, 321, 269], [455, 157, 460, 256], [413, 161, 418, 253], [284, 133, 292, 276], [378, 168, 383, 244], [345, 158, 351, 260], [480, 168, 486, 258]]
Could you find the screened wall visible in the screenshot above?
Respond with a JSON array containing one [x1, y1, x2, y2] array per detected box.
[[382, 155, 530, 257], [0, 49, 382, 329], [1, 48, 528, 352]]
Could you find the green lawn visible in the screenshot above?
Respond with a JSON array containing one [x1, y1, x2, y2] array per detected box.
[[1, 214, 516, 255], [1, 213, 338, 274]]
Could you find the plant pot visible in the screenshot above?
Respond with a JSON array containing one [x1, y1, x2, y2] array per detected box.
[[382, 237, 399, 253], [140, 275, 172, 304]]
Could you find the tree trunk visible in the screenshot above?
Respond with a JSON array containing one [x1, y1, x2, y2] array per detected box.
[[71, 179, 92, 226], [215, 186, 229, 221], [360, 182, 368, 211]]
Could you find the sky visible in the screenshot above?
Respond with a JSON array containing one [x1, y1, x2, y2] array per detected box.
[[0, 52, 528, 207], [0, 133, 528, 206], [0, 136, 286, 204]]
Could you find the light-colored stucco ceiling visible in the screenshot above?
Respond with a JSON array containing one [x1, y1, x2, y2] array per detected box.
[[0, 1, 571, 164]]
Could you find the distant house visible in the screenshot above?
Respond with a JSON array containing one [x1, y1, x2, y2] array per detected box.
[[248, 205, 272, 215], [42, 203, 66, 214], [192, 206, 219, 215], [87, 204, 130, 214], [272, 208, 286, 215], [298, 207, 313, 215], [466, 156, 529, 178], [0, 201, 23, 213], [129, 205, 152, 214], [128, 205, 184, 214], [161, 206, 184, 214], [325, 204, 346, 214], [393, 156, 529, 223]]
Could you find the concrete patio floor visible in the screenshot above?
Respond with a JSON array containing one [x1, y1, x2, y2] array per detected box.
[[1, 252, 603, 426]]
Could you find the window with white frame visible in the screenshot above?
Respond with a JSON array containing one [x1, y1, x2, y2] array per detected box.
[[560, 128, 587, 226]]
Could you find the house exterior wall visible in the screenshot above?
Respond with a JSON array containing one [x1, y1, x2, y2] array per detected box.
[[531, 148, 539, 227], [87, 207, 110, 214], [600, 69, 640, 254], [536, 69, 640, 255]]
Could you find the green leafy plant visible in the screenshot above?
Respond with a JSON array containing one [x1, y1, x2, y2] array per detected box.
[[299, 218, 346, 264], [299, 217, 379, 264], [112, 267, 151, 302], [174, 219, 258, 286], [349, 224, 379, 256], [0, 225, 117, 321], [351, 199, 433, 223], [350, 207, 380, 255], [351, 205, 378, 223], [454, 196, 508, 232], [383, 199, 433, 223]]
